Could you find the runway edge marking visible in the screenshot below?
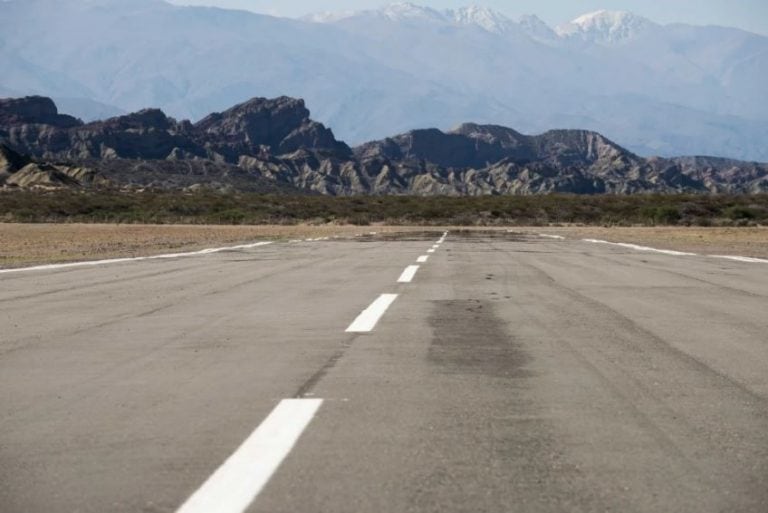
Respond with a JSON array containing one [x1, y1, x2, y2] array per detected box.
[[176, 398, 322, 513], [583, 239, 697, 256], [583, 238, 768, 262], [710, 255, 768, 263], [0, 242, 274, 274]]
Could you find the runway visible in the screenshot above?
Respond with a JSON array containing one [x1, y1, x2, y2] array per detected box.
[[1, 230, 767, 512]]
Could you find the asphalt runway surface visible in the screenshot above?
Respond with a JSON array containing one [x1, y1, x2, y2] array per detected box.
[[1, 230, 767, 513]]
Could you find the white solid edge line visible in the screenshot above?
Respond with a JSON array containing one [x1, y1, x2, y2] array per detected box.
[[710, 255, 768, 263], [175, 398, 322, 513], [417, 255, 429, 263], [346, 293, 398, 333], [0, 242, 274, 275], [397, 265, 420, 283], [584, 238, 768, 262], [539, 234, 565, 240], [582, 239, 697, 257]]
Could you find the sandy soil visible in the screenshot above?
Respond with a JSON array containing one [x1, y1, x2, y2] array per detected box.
[[1, 224, 767, 268]]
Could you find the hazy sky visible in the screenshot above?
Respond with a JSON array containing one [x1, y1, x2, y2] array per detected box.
[[167, 0, 768, 35]]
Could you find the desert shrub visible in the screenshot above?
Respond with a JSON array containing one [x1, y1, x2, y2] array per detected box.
[[640, 205, 682, 225], [1, 191, 766, 226], [724, 206, 758, 220]]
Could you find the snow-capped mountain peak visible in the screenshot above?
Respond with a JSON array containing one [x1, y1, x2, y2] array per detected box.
[[556, 10, 657, 43], [305, 3, 516, 34], [379, 2, 444, 22], [302, 10, 357, 23], [518, 14, 557, 41], [447, 5, 514, 34], [303, 2, 446, 25]]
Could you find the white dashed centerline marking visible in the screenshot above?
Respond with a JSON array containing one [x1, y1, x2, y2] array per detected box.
[[176, 398, 322, 513], [397, 265, 420, 283], [417, 255, 429, 263], [427, 249, 436, 253], [346, 294, 399, 333], [0, 242, 274, 275], [539, 234, 565, 240]]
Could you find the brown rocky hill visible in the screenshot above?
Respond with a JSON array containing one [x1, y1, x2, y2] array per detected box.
[[1, 95, 766, 194]]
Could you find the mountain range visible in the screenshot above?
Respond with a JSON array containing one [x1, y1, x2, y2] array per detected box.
[[2, 95, 766, 195], [1, 0, 767, 161]]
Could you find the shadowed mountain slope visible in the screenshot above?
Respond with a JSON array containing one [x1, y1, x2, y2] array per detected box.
[[1, 96, 766, 194]]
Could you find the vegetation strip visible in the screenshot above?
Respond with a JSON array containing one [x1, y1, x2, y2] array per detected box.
[[2, 192, 766, 226]]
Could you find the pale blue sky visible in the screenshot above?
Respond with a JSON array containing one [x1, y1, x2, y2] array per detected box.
[[168, 0, 768, 35]]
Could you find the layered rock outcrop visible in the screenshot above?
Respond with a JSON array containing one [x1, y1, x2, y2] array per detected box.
[[1, 95, 766, 194]]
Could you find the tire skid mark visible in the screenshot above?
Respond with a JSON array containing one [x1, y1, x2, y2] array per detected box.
[[564, 248, 768, 300], [507, 246, 768, 405], [493, 242, 768, 500]]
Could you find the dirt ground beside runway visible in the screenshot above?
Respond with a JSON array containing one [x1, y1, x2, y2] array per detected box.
[[0, 224, 426, 268], [1, 224, 767, 268]]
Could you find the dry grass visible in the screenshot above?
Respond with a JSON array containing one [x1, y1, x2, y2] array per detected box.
[[2, 224, 767, 268]]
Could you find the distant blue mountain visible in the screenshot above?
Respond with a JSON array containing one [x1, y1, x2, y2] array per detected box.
[[1, 0, 767, 160]]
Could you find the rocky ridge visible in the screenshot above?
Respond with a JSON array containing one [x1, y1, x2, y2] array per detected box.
[[1, 95, 766, 194]]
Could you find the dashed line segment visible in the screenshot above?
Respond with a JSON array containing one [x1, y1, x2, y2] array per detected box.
[[175, 399, 322, 513], [346, 294, 399, 333], [397, 265, 420, 283]]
